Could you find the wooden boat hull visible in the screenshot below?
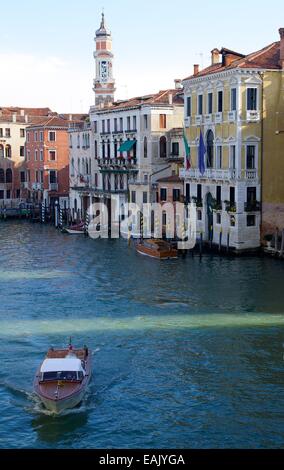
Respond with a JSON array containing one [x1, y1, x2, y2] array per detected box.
[[34, 347, 91, 414], [36, 374, 91, 413], [136, 243, 178, 260], [64, 228, 84, 234]]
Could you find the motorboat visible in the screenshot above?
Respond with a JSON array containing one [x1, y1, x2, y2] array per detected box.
[[62, 221, 85, 234], [136, 239, 178, 259], [34, 341, 91, 414]]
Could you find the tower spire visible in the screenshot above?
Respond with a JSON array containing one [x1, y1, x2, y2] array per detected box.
[[93, 13, 115, 107], [100, 10, 105, 29]]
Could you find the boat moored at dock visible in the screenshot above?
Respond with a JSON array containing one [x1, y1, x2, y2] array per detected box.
[[136, 239, 178, 260]]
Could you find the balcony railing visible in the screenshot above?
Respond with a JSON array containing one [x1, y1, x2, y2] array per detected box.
[[49, 183, 58, 191], [32, 183, 43, 191], [184, 117, 191, 128], [215, 112, 223, 123], [247, 110, 260, 122], [195, 115, 202, 125], [181, 168, 236, 180], [225, 202, 237, 213], [245, 201, 261, 212], [243, 169, 258, 180], [228, 111, 236, 122], [204, 114, 213, 124]]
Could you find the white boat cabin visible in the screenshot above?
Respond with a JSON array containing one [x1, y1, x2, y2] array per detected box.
[[39, 357, 86, 382]]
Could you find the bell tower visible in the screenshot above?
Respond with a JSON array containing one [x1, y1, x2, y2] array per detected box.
[[93, 12, 116, 107]]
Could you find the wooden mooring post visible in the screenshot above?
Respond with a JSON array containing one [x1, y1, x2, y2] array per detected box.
[[219, 229, 222, 252], [280, 229, 284, 258]]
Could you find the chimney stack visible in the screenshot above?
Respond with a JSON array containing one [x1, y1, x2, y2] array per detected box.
[[25, 115, 29, 123], [194, 64, 199, 76], [279, 28, 284, 68], [174, 79, 182, 90], [211, 48, 220, 65], [168, 93, 173, 105], [12, 113, 17, 123]]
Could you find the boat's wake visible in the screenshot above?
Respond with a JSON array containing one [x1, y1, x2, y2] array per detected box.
[[0, 380, 32, 400]]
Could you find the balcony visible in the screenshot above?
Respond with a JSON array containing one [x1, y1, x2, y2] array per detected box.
[[21, 182, 29, 189], [225, 202, 237, 213], [49, 183, 58, 191], [100, 131, 111, 136], [184, 117, 191, 128], [191, 197, 203, 208], [195, 115, 202, 125], [247, 110, 260, 122], [125, 129, 137, 134], [32, 183, 43, 191], [129, 178, 151, 186], [215, 112, 223, 123], [245, 201, 261, 212], [243, 169, 258, 181], [112, 130, 124, 135], [181, 168, 236, 181], [204, 114, 213, 125], [228, 111, 236, 122]]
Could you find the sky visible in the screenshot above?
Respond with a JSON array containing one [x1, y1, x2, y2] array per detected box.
[[0, 0, 284, 113]]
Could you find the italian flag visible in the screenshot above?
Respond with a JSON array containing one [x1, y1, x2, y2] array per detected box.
[[183, 129, 191, 170]]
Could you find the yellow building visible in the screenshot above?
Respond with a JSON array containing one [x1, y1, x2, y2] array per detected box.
[[181, 29, 284, 251]]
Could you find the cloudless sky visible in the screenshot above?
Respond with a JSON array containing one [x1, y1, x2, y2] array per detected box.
[[0, 0, 283, 112]]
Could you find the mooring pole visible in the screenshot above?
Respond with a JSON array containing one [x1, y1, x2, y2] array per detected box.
[[280, 229, 284, 258], [199, 232, 203, 258], [227, 230, 230, 254], [219, 229, 222, 252]]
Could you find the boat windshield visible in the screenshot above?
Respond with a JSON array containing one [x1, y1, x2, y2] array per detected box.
[[42, 371, 81, 382]]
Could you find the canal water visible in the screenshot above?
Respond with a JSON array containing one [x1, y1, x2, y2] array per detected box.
[[0, 220, 283, 449]]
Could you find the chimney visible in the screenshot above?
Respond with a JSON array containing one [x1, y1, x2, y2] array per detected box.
[[168, 93, 173, 105], [194, 64, 199, 76], [12, 113, 17, 123], [174, 79, 182, 90], [279, 28, 284, 68], [69, 114, 73, 121], [211, 48, 220, 65], [25, 115, 29, 123], [20, 109, 25, 116]]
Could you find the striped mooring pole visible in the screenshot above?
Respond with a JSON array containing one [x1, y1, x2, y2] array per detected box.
[[59, 206, 63, 229], [41, 202, 45, 223], [84, 212, 90, 236]]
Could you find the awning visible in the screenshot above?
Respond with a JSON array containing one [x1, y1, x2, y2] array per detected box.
[[118, 140, 136, 152]]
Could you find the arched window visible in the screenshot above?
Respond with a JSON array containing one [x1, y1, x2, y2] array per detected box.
[[0, 145, 4, 158], [5, 145, 12, 158], [78, 158, 81, 174], [94, 140, 98, 158], [6, 168, 12, 183], [0, 168, 4, 183], [159, 136, 167, 159], [144, 137, 147, 159], [89, 158, 91, 174], [71, 158, 75, 176], [74, 198, 77, 211], [206, 130, 214, 168], [133, 140, 137, 159]]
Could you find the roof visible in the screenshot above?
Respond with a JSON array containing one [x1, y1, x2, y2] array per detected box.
[[40, 358, 83, 373], [183, 41, 281, 80], [26, 115, 86, 130], [96, 89, 184, 113], [157, 175, 183, 183]]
